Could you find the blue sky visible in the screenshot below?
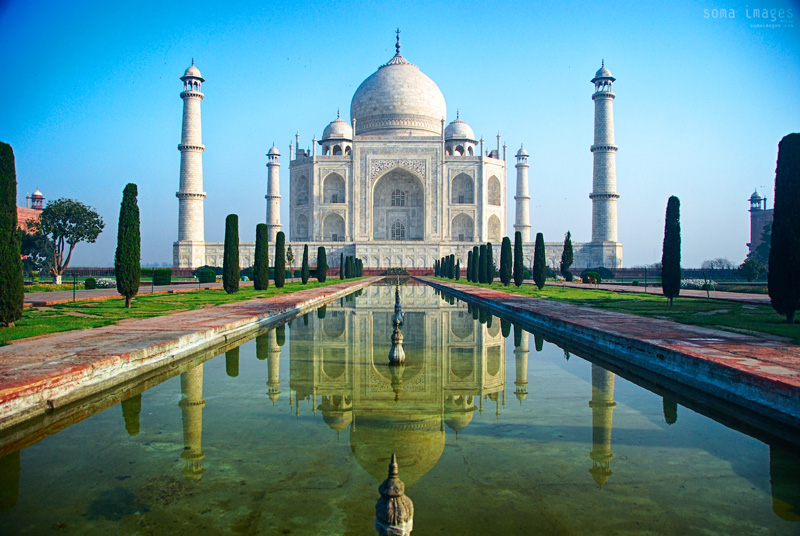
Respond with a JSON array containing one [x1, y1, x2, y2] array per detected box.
[[1, 0, 798, 267]]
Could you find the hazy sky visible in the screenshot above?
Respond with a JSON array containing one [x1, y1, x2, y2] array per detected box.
[[2, 0, 798, 267]]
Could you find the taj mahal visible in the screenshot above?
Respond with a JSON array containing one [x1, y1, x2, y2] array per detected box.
[[173, 34, 622, 271]]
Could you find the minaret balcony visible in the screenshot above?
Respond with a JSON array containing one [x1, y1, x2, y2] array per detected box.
[[180, 90, 204, 100], [178, 144, 205, 152], [590, 144, 618, 153]]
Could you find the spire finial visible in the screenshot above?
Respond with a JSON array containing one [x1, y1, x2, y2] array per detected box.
[[192, 57, 194, 66], [602, 58, 604, 68], [456, 109, 459, 120], [337, 108, 340, 119], [389, 453, 399, 477], [395, 28, 401, 54]]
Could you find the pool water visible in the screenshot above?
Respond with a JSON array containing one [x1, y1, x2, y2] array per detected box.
[[0, 282, 798, 535]]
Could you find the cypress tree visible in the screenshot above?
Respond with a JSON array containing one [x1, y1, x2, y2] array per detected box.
[[513, 231, 524, 287], [253, 223, 269, 290], [533, 232, 546, 290], [467, 250, 473, 282], [317, 246, 328, 282], [472, 246, 480, 283], [661, 196, 681, 306], [449, 254, 455, 279], [561, 230, 574, 281], [274, 231, 286, 288], [114, 183, 140, 308], [768, 133, 800, 323], [0, 142, 23, 326], [455, 259, 460, 280], [223, 214, 240, 294], [301, 244, 310, 284], [500, 236, 512, 286], [486, 243, 495, 283], [340, 252, 345, 280], [478, 244, 488, 283], [434, 259, 438, 276]]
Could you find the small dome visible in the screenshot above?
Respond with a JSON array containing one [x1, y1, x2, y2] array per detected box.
[[184, 64, 202, 78], [595, 65, 612, 78], [750, 189, 762, 201], [322, 116, 353, 141], [516, 146, 528, 157], [445, 116, 475, 141], [268, 145, 280, 156], [31, 188, 43, 197]]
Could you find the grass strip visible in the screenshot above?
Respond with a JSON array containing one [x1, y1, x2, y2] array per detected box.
[[2, 279, 357, 345]]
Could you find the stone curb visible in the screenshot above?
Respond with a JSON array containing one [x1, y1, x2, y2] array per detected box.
[[0, 278, 378, 430], [420, 278, 800, 436]]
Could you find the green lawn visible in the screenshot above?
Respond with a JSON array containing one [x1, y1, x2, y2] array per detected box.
[[431, 278, 799, 345], [2, 279, 354, 345]]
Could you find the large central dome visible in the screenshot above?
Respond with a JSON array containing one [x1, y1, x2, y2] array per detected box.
[[350, 39, 446, 136]]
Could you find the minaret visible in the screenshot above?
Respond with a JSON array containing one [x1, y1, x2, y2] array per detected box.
[[174, 60, 206, 269], [590, 61, 620, 245], [589, 364, 616, 488], [514, 146, 532, 241], [513, 330, 529, 403], [179, 364, 206, 481], [266, 145, 282, 242]]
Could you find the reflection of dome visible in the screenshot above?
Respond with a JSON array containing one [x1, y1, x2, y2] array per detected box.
[[350, 43, 446, 136], [322, 116, 353, 140], [322, 410, 353, 433], [350, 414, 445, 486], [444, 396, 476, 434]]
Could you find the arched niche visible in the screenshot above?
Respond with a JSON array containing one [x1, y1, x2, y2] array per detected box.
[[451, 213, 474, 241], [323, 213, 345, 241], [488, 215, 501, 242], [372, 168, 424, 240], [451, 173, 474, 204], [295, 214, 309, 239], [323, 173, 345, 204], [295, 175, 309, 206], [488, 175, 501, 206]]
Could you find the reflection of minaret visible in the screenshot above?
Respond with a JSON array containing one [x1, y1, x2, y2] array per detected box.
[[267, 330, 282, 404], [589, 364, 616, 488], [121, 394, 142, 436], [513, 331, 529, 403], [179, 364, 206, 481], [0, 450, 20, 511]]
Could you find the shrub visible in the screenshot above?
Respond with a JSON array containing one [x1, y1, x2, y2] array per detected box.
[[197, 268, 216, 283], [153, 268, 172, 286], [84, 277, 97, 290], [582, 271, 600, 284], [632, 280, 639, 286]]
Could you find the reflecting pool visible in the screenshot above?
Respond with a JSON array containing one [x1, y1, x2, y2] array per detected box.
[[0, 282, 798, 534]]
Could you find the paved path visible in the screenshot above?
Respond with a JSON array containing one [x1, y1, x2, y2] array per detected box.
[[23, 281, 255, 307], [1, 278, 376, 431], [554, 281, 770, 304], [423, 278, 800, 439]]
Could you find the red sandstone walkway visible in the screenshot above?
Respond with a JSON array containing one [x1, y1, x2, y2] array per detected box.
[[0, 278, 376, 429], [423, 278, 800, 433]]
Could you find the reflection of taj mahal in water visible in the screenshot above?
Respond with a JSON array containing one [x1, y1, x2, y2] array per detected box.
[[163, 285, 620, 490], [174, 33, 623, 270]]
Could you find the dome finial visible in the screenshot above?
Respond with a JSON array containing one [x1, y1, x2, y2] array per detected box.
[[456, 109, 459, 120], [395, 28, 401, 54], [601, 58, 604, 68], [192, 57, 194, 66], [337, 108, 340, 119]]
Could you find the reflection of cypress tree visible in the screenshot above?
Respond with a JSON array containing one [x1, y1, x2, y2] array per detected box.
[[770, 444, 800, 521], [472, 306, 479, 320], [256, 333, 269, 360], [226, 347, 240, 377], [501, 319, 511, 338], [0, 450, 20, 511], [303, 313, 309, 326], [276, 324, 286, 347], [534, 335, 544, 352], [479, 308, 488, 324], [513, 324, 522, 348], [662, 397, 677, 425], [317, 304, 327, 319], [121, 393, 142, 436]]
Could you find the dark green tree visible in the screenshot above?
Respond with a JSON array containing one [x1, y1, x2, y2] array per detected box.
[[223, 214, 240, 294], [486, 243, 495, 283], [448, 254, 455, 279], [0, 142, 23, 326], [471, 246, 480, 283], [301, 244, 310, 284], [226, 348, 240, 378], [455, 259, 460, 280], [738, 258, 766, 282], [274, 231, 286, 288], [478, 244, 488, 283], [340, 252, 345, 280], [768, 133, 800, 323], [317, 246, 328, 282], [513, 231, 524, 287], [500, 236, 512, 286], [466, 250, 473, 282], [533, 232, 546, 290], [253, 223, 269, 290], [661, 196, 681, 306], [750, 223, 771, 266], [114, 183, 141, 308], [560, 230, 574, 281], [434, 259, 439, 276]]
